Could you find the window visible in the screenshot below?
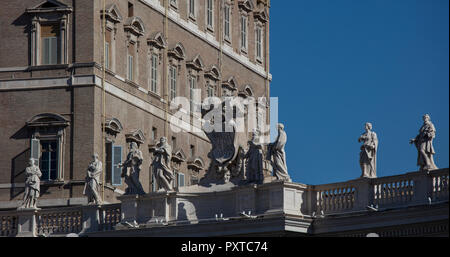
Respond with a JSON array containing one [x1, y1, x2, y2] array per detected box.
[[207, 84, 215, 98], [127, 55, 134, 81], [105, 142, 122, 186], [189, 76, 197, 113], [41, 23, 60, 65], [40, 140, 58, 181], [178, 173, 185, 188], [189, 0, 195, 18], [240, 15, 248, 52], [28, 113, 69, 182], [256, 25, 263, 61], [224, 4, 231, 41], [207, 0, 214, 29], [169, 65, 177, 101], [28, 2, 71, 66], [150, 54, 158, 93], [151, 127, 157, 141], [171, 136, 177, 149], [190, 145, 195, 157], [128, 2, 134, 17], [170, 0, 177, 8]]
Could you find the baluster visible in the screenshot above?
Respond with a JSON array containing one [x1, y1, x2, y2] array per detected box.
[[399, 181, 404, 203]]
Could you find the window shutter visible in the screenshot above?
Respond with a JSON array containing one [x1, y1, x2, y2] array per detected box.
[[112, 145, 122, 185], [50, 37, 57, 64], [31, 138, 40, 167]]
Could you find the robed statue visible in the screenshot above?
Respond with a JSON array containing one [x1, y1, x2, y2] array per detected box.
[[268, 123, 291, 182], [119, 142, 145, 195], [245, 130, 264, 183], [20, 158, 42, 209], [410, 114, 438, 172], [152, 137, 175, 191], [358, 122, 378, 178], [83, 153, 102, 205]]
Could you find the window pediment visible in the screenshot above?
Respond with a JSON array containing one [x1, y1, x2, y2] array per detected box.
[[187, 157, 205, 171], [204, 65, 221, 81], [104, 118, 123, 135], [168, 43, 186, 61], [101, 4, 123, 23], [26, 0, 72, 14], [238, 0, 254, 13], [125, 129, 146, 145], [26, 113, 69, 127], [222, 76, 238, 92], [254, 8, 268, 23], [172, 148, 187, 163], [238, 84, 254, 98], [124, 17, 145, 36], [147, 32, 167, 49], [186, 54, 204, 71]]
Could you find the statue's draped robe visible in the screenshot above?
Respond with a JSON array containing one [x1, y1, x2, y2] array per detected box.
[[83, 160, 102, 203], [152, 143, 174, 191], [245, 141, 263, 183], [122, 149, 145, 195], [23, 165, 42, 207], [359, 131, 378, 178], [414, 121, 438, 171], [272, 130, 291, 182]]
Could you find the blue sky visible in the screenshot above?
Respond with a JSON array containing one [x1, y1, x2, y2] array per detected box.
[[269, 0, 449, 185]]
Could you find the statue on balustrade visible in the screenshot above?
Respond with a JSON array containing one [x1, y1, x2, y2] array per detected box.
[[20, 158, 42, 209], [152, 137, 175, 191], [83, 153, 102, 205], [119, 142, 145, 195], [410, 114, 438, 172], [245, 130, 264, 184], [358, 122, 378, 178], [268, 123, 292, 182]]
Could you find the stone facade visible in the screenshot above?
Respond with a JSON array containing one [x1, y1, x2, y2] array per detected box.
[[0, 0, 272, 208]]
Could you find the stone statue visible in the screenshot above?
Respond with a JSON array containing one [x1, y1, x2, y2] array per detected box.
[[358, 122, 378, 178], [268, 123, 291, 182], [20, 158, 42, 209], [83, 153, 102, 205], [245, 130, 264, 183], [152, 137, 175, 191], [410, 114, 438, 172], [119, 142, 145, 195]]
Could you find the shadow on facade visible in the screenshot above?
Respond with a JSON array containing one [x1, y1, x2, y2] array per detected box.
[[11, 13, 31, 66], [10, 149, 30, 200]]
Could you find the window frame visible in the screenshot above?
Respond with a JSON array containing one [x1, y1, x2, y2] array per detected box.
[[240, 14, 248, 53], [150, 53, 159, 94], [223, 4, 232, 43], [127, 54, 134, 81], [206, 0, 214, 31], [169, 65, 177, 101], [255, 24, 263, 63]]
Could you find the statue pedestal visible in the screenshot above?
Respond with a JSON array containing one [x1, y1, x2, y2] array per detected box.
[[80, 205, 101, 234], [116, 194, 140, 229], [115, 181, 310, 229], [16, 208, 39, 237]]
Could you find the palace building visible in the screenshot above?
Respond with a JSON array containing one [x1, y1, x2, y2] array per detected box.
[[0, 1, 448, 238], [0, 0, 272, 208]]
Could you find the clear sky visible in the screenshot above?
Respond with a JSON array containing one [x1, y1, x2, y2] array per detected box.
[[269, 0, 449, 185]]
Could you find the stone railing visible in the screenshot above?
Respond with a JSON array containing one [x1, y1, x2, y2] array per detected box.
[[0, 203, 122, 237], [36, 207, 83, 236], [0, 211, 18, 237], [99, 204, 122, 231], [311, 169, 449, 216], [314, 182, 357, 215], [0, 169, 447, 236]]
